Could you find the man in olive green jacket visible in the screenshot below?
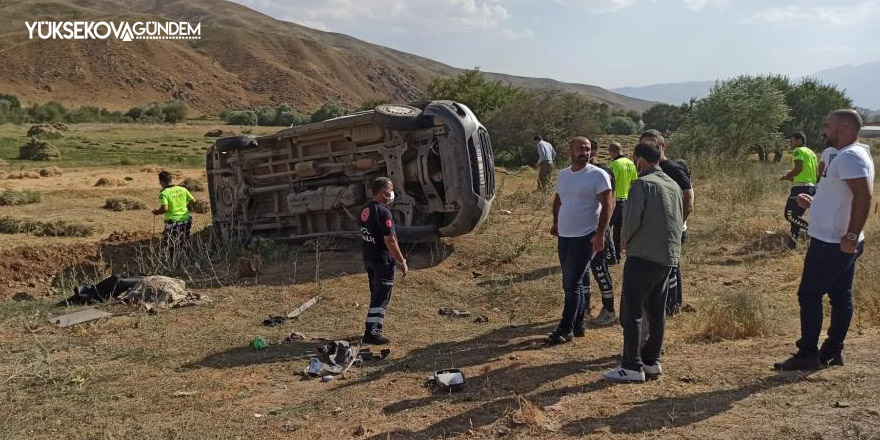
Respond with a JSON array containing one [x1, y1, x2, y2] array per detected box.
[[604, 140, 684, 383]]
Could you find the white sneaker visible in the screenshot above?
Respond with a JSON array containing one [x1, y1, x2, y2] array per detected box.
[[602, 367, 645, 383], [592, 308, 618, 326], [643, 363, 663, 379]]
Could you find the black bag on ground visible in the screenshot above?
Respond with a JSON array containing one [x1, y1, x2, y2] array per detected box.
[[65, 273, 145, 305]]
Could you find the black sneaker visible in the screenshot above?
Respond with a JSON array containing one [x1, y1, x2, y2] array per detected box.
[[784, 235, 798, 250], [774, 351, 821, 371], [545, 330, 573, 345], [573, 327, 585, 338], [819, 345, 844, 366], [363, 333, 390, 345]]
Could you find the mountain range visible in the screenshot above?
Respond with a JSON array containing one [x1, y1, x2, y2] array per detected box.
[[0, 0, 652, 114], [612, 61, 880, 110]]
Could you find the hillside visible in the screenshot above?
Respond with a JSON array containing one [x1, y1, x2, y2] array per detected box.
[[0, 0, 652, 114]]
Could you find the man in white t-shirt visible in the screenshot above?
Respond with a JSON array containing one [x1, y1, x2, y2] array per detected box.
[[535, 135, 556, 190], [775, 110, 875, 371], [547, 137, 613, 344]]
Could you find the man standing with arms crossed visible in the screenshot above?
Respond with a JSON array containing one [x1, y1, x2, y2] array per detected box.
[[608, 141, 638, 263], [604, 140, 683, 383], [359, 177, 409, 345], [780, 132, 818, 249], [639, 130, 693, 316], [535, 135, 556, 191], [775, 110, 874, 370], [548, 137, 612, 344]]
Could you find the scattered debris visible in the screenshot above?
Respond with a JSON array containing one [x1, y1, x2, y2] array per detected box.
[[833, 401, 851, 408], [439, 307, 471, 318], [171, 391, 197, 397], [253, 413, 265, 419], [681, 304, 697, 313], [262, 315, 287, 327], [545, 403, 566, 412], [679, 376, 696, 383], [49, 308, 113, 327], [471, 271, 483, 278], [499, 209, 513, 215], [321, 375, 334, 383], [354, 425, 367, 437], [358, 347, 390, 361], [427, 368, 465, 392], [285, 331, 307, 342], [473, 315, 489, 323], [119, 276, 204, 311], [288, 295, 321, 319], [306, 358, 324, 377], [251, 335, 268, 351]]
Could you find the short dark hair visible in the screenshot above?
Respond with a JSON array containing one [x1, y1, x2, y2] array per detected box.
[[533, 135, 542, 142], [832, 109, 863, 131], [633, 141, 662, 164], [789, 132, 807, 144], [640, 129, 665, 146], [158, 170, 173, 184], [372, 177, 392, 195]]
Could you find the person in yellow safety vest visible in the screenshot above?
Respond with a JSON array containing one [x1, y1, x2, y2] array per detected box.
[[779, 132, 818, 249], [608, 142, 638, 263], [152, 170, 195, 247]]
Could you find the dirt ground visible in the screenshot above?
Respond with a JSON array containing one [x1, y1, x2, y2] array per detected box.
[[1, 134, 880, 440]]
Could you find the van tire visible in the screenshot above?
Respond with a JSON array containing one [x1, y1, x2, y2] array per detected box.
[[373, 104, 424, 131]]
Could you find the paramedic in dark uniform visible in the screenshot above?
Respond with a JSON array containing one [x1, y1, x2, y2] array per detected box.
[[359, 177, 408, 345]]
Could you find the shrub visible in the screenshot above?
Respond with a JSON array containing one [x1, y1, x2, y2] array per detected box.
[[310, 100, 347, 123], [0, 216, 94, 237], [26, 101, 67, 122], [0, 190, 42, 206], [225, 110, 258, 126], [255, 106, 277, 126], [0, 93, 21, 109], [162, 101, 188, 123], [103, 197, 147, 211], [19, 138, 61, 161], [605, 116, 638, 135], [125, 106, 144, 120]]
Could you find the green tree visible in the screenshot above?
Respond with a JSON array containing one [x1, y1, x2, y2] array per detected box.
[[0, 93, 21, 109], [162, 101, 188, 123], [310, 100, 347, 123], [781, 78, 852, 150], [673, 75, 790, 160], [356, 98, 391, 112], [27, 101, 67, 122], [255, 106, 278, 126], [226, 110, 258, 126], [642, 103, 691, 134], [425, 69, 520, 119], [605, 116, 638, 135]]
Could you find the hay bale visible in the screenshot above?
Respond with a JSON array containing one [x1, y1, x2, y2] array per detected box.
[[18, 138, 61, 161], [0, 189, 42, 206], [140, 164, 162, 173], [94, 177, 127, 187], [103, 197, 147, 211], [51, 122, 69, 131], [180, 177, 205, 192], [26, 124, 64, 139], [38, 167, 63, 177], [190, 199, 209, 214], [0, 216, 93, 237]]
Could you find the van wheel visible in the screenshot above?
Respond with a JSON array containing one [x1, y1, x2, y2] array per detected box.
[[373, 104, 424, 131]]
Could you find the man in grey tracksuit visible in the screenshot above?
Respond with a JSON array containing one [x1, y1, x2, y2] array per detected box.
[[604, 140, 684, 383]]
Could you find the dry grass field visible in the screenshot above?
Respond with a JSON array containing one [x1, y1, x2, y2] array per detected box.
[[1, 124, 879, 440]]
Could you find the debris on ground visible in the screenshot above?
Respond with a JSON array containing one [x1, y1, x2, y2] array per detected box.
[[237, 254, 263, 278], [321, 375, 334, 383], [288, 295, 321, 319], [499, 209, 513, 215], [358, 347, 390, 361], [439, 307, 471, 318], [171, 391, 197, 397], [48, 308, 113, 327], [66, 273, 144, 304], [262, 315, 287, 326], [426, 368, 465, 392], [251, 335, 268, 351], [473, 315, 489, 323], [681, 304, 697, 313], [119, 276, 206, 311], [285, 331, 307, 342], [833, 401, 852, 408]]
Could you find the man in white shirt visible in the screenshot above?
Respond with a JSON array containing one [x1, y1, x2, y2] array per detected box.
[[534, 135, 556, 190], [547, 137, 613, 344], [775, 110, 875, 371]]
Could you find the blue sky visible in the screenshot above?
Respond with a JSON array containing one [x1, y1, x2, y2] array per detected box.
[[229, 0, 880, 88]]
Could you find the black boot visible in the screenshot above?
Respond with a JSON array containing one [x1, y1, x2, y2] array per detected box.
[[819, 343, 844, 366], [774, 351, 821, 371]]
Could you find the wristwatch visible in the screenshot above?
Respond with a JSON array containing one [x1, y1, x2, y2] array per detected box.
[[844, 233, 859, 241]]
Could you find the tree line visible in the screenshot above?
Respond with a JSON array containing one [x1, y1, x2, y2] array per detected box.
[[0, 94, 188, 124]]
